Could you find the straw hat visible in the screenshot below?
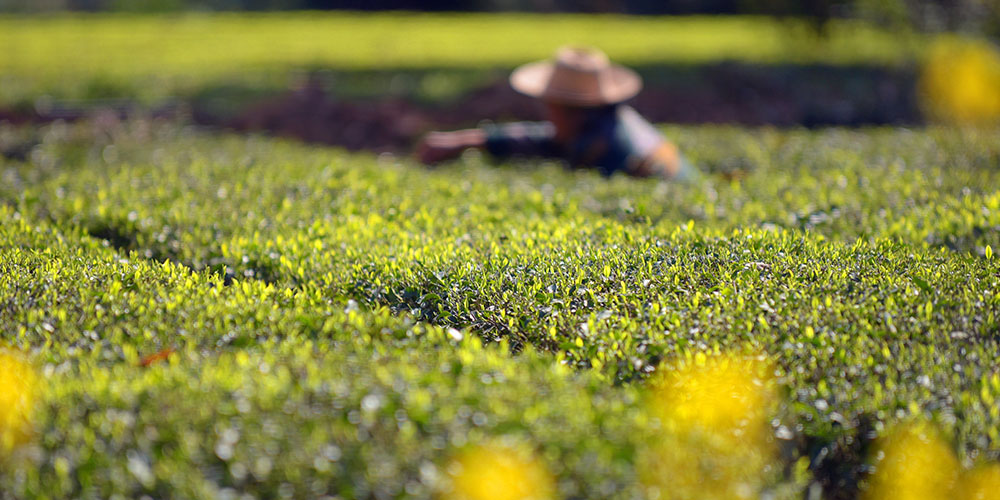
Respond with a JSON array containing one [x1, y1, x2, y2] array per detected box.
[[510, 46, 642, 107]]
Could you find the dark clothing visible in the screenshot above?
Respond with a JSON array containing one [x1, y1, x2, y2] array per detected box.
[[482, 105, 696, 181]]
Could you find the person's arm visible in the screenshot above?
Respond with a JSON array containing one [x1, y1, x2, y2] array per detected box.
[[415, 129, 487, 165], [416, 122, 557, 166], [615, 106, 699, 181], [632, 141, 699, 181], [480, 121, 557, 160]]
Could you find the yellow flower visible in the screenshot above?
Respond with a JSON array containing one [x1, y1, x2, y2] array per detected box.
[[0, 349, 39, 455], [640, 352, 778, 500], [919, 38, 1000, 125], [958, 463, 1000, 500], [443, 442, 555, 500], [863, 421, 960, 500], [647, 352, 775, 447]]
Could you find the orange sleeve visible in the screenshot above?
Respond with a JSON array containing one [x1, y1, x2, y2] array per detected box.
[[632, 141, 682, 179]]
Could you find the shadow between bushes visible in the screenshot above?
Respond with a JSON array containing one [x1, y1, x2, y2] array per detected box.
[[189, 62, 922, 153], [1, 62, 921, 155]]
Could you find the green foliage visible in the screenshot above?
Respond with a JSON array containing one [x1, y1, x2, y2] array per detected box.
[[1, 120, 999, 496], [0, 206, 652, 498], [19, 339, 651, 499], [0, 13, 928, 107]]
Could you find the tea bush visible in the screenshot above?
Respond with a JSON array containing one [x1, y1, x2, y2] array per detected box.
[[0, 206, 664, 499], [1, 120, 999, 497]]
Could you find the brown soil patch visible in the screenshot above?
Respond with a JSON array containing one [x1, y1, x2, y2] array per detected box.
[[198, 64, 919, 153], [2, 64, 920, 155]]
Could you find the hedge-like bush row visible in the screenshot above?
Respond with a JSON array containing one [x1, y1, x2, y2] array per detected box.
[[2, 121, 999, 496], [0, 207, 675, 499]]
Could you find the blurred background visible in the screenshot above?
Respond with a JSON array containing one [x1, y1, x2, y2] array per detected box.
[[4, 0, 999, 35], [1, 0, 998, 153]]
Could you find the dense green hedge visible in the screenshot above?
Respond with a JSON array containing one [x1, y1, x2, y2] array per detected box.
[[0, 206, 661, 498], [1, 120, 999, 497]]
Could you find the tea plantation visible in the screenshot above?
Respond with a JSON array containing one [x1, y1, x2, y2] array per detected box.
[[0, 13, 927, 108], [1, 117, 999, 498]]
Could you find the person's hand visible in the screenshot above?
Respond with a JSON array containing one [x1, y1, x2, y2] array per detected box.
[[415, 132, 464, 165], [415, 130, 486, 165]]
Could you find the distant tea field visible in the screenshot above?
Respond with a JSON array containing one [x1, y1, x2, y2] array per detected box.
[[0, 13, 929, 107]]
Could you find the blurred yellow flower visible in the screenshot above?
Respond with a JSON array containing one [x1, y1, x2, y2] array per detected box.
[[863, 421, 960, 500], [0, 349, 39, 455], [443, 442, 555, 500], [959, 463, 1000, 500], [919, 38, 1000, 125], [640, 352, 778, 500], [647, 352, 775, 446]]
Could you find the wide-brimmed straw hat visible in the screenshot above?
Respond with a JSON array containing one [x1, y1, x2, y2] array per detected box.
[[510, 46, 642, 107]]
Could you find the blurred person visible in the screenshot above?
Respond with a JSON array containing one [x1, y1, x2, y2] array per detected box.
[[416, 46, 697, 181]]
